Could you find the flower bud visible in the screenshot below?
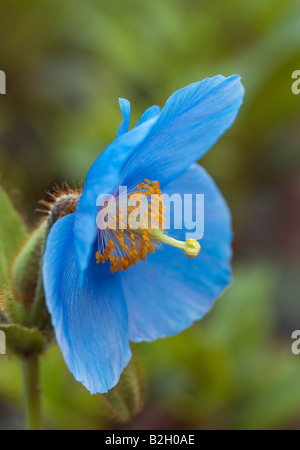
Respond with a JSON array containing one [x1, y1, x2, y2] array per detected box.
[[12, 222, 47, 308], [101, 352, 145, 423]]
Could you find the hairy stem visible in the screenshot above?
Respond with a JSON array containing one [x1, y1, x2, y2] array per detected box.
[[22, 354, 43, 430]]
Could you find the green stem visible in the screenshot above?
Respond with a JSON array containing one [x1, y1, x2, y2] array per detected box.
[[22, 354, 43, 430]]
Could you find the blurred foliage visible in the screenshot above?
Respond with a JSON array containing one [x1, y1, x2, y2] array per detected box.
[[0, 0, 300, 430], [1, 265, 300, 430], [0, 187, 27, 289]]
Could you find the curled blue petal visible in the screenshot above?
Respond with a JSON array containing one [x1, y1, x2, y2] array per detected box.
[[121, 164, 232, 342], [43, 213, 132, 394], [135, 105, 161, 127], [116, 98, 131, 138], [122, 75, 244, 188]]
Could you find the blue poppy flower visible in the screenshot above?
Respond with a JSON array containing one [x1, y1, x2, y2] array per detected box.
[[42, 75, 244, 394]]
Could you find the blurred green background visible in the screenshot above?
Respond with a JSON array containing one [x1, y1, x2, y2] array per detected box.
[[1, 0, 300, 430]]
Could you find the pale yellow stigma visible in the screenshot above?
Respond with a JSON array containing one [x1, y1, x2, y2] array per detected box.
[[185, 239, 201, 258], [151, 230, 201, 258]]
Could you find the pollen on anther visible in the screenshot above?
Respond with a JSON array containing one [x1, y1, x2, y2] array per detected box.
[[96, 177, 166, 273]]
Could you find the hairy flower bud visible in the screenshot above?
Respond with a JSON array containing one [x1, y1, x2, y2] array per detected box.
[[11, 190, 80, 330], [12, 222, 47, 308], [101, 353, 145, 423]]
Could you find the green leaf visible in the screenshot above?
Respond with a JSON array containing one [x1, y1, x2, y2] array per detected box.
[[235, 351, 300, 430], [0, 323, 46, 356], [0, 187, 28, 288]]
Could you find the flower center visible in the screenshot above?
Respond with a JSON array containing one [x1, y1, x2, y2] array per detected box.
[[95, 179, 201, 273]]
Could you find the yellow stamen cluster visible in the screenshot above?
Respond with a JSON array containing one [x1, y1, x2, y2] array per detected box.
[[96, 179, 164, 273], [133, 179, 166, 230], [95, 179, 201, 273]]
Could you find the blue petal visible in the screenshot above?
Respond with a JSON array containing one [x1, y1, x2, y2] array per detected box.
[[121, 164, 232, 342], [121, 75, 244, 188], [74, 115, 159, 276], [135, 105, 161, 127], [43, 213, 132, 394], [116, 98, 131, 138]]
